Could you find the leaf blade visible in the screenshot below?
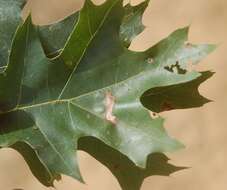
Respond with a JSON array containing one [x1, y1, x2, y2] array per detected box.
[[0, 0, 215, 189]]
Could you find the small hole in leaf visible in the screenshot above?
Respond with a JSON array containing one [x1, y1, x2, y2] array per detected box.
[[149, 111, 159, 119], [147, 58, 154, 64]]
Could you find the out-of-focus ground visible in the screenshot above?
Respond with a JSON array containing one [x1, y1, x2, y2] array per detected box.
[[0, 0, 226, 189]]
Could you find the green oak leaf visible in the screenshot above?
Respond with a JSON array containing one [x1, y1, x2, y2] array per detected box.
[[0, 0, 215, 189]]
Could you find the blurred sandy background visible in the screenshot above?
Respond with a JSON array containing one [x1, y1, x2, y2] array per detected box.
[[0, 0, 226, 189]]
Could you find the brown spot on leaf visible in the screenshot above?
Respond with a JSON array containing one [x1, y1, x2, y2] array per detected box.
[[105, 92, 117, 125], [56, 174, 62, 181], [113, 164, 120, 170], [160, 101, 174, 112]]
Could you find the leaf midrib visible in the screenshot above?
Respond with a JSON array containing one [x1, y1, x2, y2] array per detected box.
[[1, 63, 151, 116], [1, 36, 199, 115]]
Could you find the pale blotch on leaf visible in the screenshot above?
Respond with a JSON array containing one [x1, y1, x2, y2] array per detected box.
[[105, 91, 117, 124], [147, 57, 154, 64]]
